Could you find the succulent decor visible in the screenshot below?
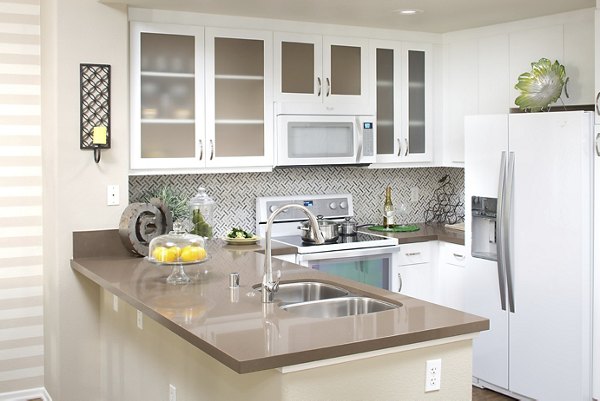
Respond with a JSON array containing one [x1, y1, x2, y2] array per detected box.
[[514, 58, 569, 112], [144, 186, 188, 222]]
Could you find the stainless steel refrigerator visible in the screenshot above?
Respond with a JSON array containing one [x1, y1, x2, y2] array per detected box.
[[464, 111, 593, 400]]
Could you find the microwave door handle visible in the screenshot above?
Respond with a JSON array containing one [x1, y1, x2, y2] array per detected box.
[[355, 117, 363, 163]]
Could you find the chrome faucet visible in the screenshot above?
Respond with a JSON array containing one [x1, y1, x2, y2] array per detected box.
[[262, 204, 325, 303]]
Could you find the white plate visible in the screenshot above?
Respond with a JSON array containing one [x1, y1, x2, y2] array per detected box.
[[223, 236, 260, 245]]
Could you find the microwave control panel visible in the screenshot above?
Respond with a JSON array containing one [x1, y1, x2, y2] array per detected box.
[[363, 122, 374, 156]]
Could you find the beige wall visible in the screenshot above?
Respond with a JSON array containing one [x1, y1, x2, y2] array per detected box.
[[41, 0, 129, 399]]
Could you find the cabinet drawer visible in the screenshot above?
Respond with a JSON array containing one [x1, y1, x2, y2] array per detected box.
[[440, 242, 466, 267], [397, 242, 432, 266]]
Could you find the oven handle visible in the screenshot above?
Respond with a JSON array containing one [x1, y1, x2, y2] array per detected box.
[[296, 245, 402, 262]]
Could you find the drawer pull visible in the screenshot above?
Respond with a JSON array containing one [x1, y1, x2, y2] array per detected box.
[[452, 253, 465, 260], [405, 252, 421, 256]]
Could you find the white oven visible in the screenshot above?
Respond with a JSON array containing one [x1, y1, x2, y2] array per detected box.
[[275, 115, 376, 166], [294, 246, 399, 291], [256, 194, 400, 291]]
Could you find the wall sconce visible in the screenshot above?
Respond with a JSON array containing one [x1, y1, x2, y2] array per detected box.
[[80, 63, 111, 163]]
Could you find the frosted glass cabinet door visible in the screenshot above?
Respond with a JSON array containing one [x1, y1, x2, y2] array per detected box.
[[401, 43, 432, 162], [205, 28, 273, 167], [371, 41, 402, 163], [323, 36, 369, 106], [371, 40, 432, 164], [130, 23, 204, 170], [274, 32, 322, 102]]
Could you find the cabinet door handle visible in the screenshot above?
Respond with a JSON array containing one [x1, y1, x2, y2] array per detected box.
[[453, 253, 465, 260], [404, 138, 409, 156], [198, 139, 203, 160], [326, 77, 330, 97], [397, 138, 401, 156], [317, 77, 322, 97], [595, 132, 600, 157], [398, 272, 402, 292], [405, 252, 421, 256], [210, 139, 214, 160], [595, 92, 600, 115]]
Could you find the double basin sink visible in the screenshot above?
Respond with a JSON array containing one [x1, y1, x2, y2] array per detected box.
[[258, 281, 400, 318]]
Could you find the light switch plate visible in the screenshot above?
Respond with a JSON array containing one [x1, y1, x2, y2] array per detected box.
[[107, 185, 119, 206]]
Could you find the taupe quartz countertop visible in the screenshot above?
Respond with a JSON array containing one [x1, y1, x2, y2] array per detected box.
[[71, 228, 481, 374], [359, 222, 464, 245]]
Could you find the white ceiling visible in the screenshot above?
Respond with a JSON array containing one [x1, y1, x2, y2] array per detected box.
[[104, 0, 595, 33]]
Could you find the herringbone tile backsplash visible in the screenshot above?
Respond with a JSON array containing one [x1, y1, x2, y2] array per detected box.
[[129, 166, 464, 237]]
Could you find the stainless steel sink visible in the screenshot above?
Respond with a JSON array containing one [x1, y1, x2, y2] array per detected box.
[[281, 296, 399, 318], [269, 281, 349, 304]]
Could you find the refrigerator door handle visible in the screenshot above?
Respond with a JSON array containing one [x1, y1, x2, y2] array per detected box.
[[496, 151, 508, 311], [505, 151, 516, 313]]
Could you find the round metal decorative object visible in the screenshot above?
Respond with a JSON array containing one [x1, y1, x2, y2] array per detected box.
[[119, 199, 173, 256]]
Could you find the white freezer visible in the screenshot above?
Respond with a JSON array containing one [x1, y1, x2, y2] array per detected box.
[[465, 111, 593, 401]]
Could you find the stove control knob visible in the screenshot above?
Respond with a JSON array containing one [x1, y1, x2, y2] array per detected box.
[[270, 205, 288, 213], [340, 201, 348, 209], [329, 202, 337, 210]]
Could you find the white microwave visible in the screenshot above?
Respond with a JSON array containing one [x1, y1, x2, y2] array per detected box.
[[276, 115, 376, 166]]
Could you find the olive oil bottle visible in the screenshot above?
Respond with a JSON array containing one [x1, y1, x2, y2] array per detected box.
[[383, 186, 395, 228]]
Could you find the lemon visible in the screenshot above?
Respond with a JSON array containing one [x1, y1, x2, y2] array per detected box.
[[180, 245, 207, 262], [168, 246, 181, 258], [152, 246, 180, 262]]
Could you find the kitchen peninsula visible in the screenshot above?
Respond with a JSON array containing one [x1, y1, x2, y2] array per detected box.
[[71, 229, 487, 401]]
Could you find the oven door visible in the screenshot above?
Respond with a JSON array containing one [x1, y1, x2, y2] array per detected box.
[[295, 246, 400, 291]]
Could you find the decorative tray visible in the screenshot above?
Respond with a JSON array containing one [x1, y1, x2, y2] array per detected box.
[[368, 225, 420, 233]]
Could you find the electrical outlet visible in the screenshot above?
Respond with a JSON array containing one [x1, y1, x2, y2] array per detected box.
[[107, 185, 119, 206], [425, 358, 442, 392], [136, 310, 143, 330], [169, 384, 176, 401], [112, 294, 118, 312], [410, 187, 420, 203]]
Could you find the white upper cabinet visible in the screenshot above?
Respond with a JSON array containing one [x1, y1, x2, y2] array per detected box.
[[204, 27, 273, 168], [371, 40, 433, 164], [130, 22, 205, 170], [274, 32, 371, 114], [130, 23, 273, 172]]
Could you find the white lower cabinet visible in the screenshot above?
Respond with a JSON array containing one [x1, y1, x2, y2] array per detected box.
[[437, 242, 467, 310], [390, 240, 467, 309], [391, 242, 434, 302]]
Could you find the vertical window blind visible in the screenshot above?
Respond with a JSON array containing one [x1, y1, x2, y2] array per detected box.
[[0, 0, 43, 393]]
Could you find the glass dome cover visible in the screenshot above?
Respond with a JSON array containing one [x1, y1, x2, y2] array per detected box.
[[148, 222, 208, 265]]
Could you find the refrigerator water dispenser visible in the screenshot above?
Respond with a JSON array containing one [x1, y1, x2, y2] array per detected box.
[[471, 196, 497, 261]]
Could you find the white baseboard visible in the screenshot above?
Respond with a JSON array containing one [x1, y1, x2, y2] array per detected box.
[[0, 387, 52, 401]]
